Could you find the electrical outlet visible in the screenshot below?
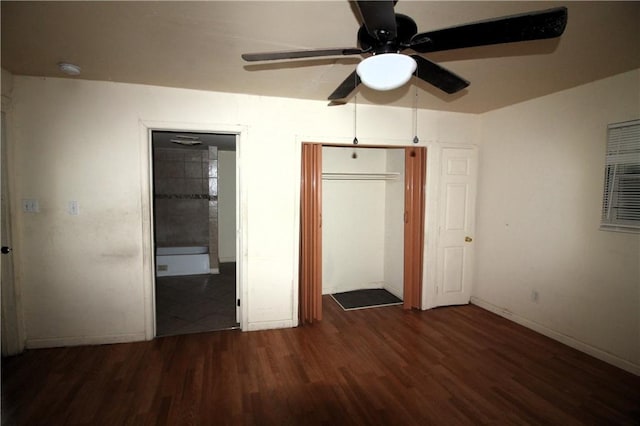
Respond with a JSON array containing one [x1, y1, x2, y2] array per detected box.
[[68, 200, 80, 216], [531, 290, 539, 303]]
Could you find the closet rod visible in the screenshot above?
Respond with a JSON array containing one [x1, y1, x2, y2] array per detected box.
[[322, 172, 400, 181]]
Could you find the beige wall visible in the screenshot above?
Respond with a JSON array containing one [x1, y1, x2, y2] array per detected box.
[[474, 69, 640, 373], [7, 75, 478, 347]]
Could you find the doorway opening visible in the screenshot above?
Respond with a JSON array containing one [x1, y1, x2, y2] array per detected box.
[[300, 143, 426, 323], [151, 130, 238, 336]]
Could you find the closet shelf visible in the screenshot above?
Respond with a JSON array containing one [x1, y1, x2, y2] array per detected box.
[[322, 172, 401, 181]]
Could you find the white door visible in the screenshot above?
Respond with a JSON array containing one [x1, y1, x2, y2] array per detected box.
[[1, 111, 23, 355], [434, 147, 477, 306]]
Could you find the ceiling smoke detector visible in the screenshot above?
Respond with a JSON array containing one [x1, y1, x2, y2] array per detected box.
[[58, 62, 81, 76]]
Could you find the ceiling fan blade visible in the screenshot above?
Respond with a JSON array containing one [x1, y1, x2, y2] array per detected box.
[[411, 7, 568, 53], [242, 47, 363, 62], [328, 70, 361, 100], [412, 55, 469, 94], [355, 0, 397, 40]]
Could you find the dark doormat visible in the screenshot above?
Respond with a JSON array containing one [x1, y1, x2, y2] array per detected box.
[[330, 288, 402, 311]]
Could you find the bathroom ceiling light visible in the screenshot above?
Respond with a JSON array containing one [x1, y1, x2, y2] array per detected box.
[[356, 53, 417, 91], [174, 134, 199, 140], [58, 62, 81, 76], [170, 139, 202, 146]]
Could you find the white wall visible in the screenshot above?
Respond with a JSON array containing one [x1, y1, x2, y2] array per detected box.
[[8, 75, 478, 347], [322, 147, 387, 294], [218, 150, 236, 263], [474, 69, 640, 374], [384, 149, 405, 298]]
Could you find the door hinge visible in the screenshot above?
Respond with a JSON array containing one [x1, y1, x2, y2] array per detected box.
[[237, 299, 240, 307]]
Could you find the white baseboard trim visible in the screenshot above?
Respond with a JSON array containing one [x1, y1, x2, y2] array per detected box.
[[470, 296, 639, 376], [25, 332, 147, 349], [247, 319, 294, 332]]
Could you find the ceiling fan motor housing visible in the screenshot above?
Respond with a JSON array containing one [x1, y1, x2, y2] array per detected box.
[[358, 13, 418, 54]]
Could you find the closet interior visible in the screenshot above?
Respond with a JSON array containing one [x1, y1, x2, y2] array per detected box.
[[322, 146, 405, 300]]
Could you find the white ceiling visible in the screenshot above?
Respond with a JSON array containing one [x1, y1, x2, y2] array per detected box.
[[2, 1, 639, 113]]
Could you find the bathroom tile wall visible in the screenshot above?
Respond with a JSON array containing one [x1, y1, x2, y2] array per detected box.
[[208, 146, 219, 272], [153, 147, 211, 248]]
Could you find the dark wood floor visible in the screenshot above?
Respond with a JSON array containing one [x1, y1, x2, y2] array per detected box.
[[3, 297, 639, 425]]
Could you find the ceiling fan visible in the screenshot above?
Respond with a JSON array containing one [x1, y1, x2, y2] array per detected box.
[[241, 1, 568, 101]]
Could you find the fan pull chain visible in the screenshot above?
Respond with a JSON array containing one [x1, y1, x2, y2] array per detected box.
[[412, 86, 419, 144], [352, 91, 358, 159], [353, 93, 358, 145]]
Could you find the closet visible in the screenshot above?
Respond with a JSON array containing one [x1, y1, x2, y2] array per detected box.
[[300, 143, 425, 324]]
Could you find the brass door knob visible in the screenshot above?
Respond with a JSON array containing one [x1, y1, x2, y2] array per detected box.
[[465, 236, 473, 242]]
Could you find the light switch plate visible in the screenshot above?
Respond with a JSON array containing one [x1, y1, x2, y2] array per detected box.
[[22, 199, 39, 213], [68, 200, 79, 216]]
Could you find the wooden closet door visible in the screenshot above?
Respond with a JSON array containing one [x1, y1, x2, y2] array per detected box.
[[300, 143, 323, 323], [404, 147, 426, 309]]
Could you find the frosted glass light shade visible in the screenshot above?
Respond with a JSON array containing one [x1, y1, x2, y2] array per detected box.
[[58, 62, 81, 75], [356, 53, 417, 91]]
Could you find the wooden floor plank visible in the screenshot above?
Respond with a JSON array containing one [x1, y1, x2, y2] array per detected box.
[[2, 298, 639, 425]]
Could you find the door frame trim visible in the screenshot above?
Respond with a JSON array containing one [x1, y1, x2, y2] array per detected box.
[[139, 120, 247, 339]]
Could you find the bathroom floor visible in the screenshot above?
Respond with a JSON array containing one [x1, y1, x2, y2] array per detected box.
[[155, 262, 238, 336]]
